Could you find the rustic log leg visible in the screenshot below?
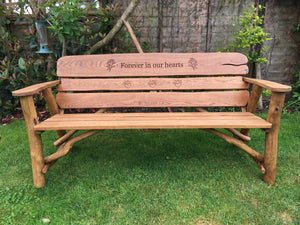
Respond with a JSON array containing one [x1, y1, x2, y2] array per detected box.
[[20, 96, 46, 187], [263, 92, 285, 184]]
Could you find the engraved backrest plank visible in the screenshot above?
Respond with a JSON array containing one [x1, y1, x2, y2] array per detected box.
[[56, 52, 250, 109], [57, 52, 248, 77]]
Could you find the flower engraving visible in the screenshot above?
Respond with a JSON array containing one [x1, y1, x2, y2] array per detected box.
[[148, 80, 157, 88], [106, 59, 116, 72], [188, 58, 198, 70], [173, 80, 182, 88], [123, 80, 132, 88]]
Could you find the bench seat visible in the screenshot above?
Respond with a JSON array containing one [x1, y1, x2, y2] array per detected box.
[[34, 112, 272, 130]]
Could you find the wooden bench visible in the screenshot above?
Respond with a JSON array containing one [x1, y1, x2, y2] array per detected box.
[[12, 52, 291, 187]]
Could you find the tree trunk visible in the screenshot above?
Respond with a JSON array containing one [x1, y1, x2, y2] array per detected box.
[[62, 37, 67, 57], [28, 0, 47, 20]]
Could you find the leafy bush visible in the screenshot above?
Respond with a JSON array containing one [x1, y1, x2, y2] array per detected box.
[[0, 6, 25, 116], [45, 0, 86, 43], [44, 1, 117, 56], [224, 4, 272, 64], [0, 6, 50, 117]]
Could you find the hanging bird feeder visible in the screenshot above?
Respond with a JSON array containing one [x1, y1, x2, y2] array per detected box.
[[35, 20, 53, 54]]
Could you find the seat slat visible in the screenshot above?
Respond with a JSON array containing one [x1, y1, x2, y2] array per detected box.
[[56, 91, 249, 109], [34, 112, 272, 130], [57, 53, 248, 77], [45, 112, 255, 119], [58, 77, 249, 91]]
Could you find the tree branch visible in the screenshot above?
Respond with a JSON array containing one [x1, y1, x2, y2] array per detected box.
[[28, 0, 47, 20], [85, 0, 141, 55]]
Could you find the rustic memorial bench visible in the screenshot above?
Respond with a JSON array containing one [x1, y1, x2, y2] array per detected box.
[[12, 52, 291, 187]]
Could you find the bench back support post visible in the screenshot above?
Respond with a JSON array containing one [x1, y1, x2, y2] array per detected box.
[[42, 87, 66, 138], [241, 84, 263, 136], [263, 92, 286, 184], [20, 96, 46, 187]]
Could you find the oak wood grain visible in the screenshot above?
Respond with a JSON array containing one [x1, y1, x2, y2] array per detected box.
[[58, 76, 249, 91], [56, 91, 249, 109], [34, 112, 272, 130], [263, 92, 286, 184], [20, 96, 46, 187], [57, 53, 248, 77]]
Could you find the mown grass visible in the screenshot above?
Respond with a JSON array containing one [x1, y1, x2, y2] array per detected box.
[[0, 112, 299, 224]]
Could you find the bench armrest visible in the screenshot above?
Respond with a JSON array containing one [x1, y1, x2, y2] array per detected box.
[[244, 77, 291, 92], [241, 77, 290, 137], [12, 80, 61, 97], [13, 80, 66, 138]]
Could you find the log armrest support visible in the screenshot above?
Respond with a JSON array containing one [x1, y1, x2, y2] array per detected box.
[[12, 80, 64, 187], [13, 80, 65, 137], [12, 80, 62, 120], [242, 77, 291, 118], [243, 77, 291, 184]]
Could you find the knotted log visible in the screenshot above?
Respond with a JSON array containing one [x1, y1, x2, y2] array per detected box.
[[252, 157, 266, 174]]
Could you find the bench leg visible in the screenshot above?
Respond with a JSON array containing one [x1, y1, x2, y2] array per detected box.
[[20, 96, 46, 187], [263, 92, 285, 184], [264, 130, 278, 184]]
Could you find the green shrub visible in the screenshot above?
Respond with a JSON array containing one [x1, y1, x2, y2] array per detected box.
[[224, 4, 272, 65], [44, 1, 117, 56], [0, 6, 50, 116]]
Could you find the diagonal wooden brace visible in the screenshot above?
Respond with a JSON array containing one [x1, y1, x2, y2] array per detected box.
[[43, 130, 101, 173], [53, 108, 107, 147], [202, 128, 266, 174], [54, 130, 78, 147]]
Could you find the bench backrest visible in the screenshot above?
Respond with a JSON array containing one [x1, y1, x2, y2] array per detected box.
[[56, 53, 249, 109]]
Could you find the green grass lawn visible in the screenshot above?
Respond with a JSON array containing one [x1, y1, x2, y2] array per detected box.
[[0, 112, 299, 224]]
